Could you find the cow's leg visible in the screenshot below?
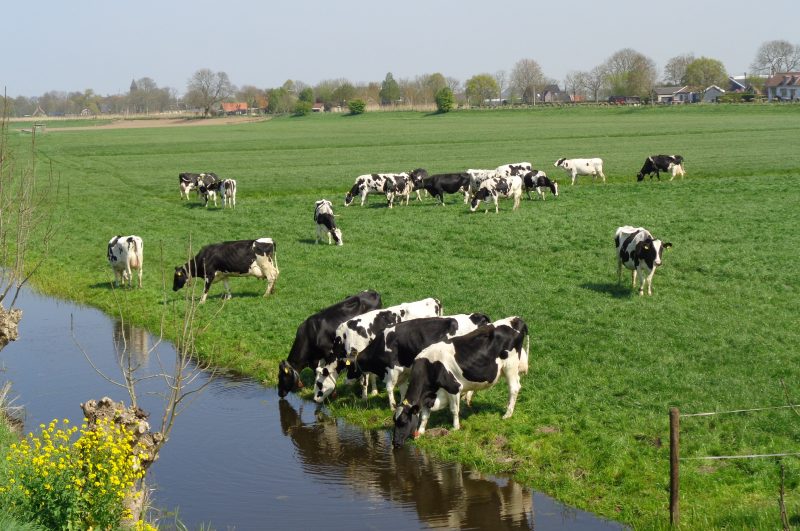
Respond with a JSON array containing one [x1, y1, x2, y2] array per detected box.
[[200, 277, 213, 304], [599, 168, 606, 183], [263, 259, 279, 296], [631, 269, 638, 290], [385, 371, 399, 409], [463, 390, 474, 406], [449, 393, 461, 430], [124, 263, 133, 288], [645, 268, 656, 296], [417, 407, 431, 436], [513, 192, 521, 210], [502, 373, 521, 419], [369, 373, 379, 396], [360, 374, 369, 399], [222, 278, 232, 300], [315, 224, 321, 244], [571, 171, 577, 185]]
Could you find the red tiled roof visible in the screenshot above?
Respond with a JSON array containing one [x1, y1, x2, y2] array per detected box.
[[222, 102, 248, 112], [765, 72, 800, 87]]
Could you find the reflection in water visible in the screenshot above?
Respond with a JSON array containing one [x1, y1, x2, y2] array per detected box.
[[112, 319, 151, 368], [279, 399, 534, 530]]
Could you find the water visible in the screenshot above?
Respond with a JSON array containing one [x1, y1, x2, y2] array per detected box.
[[1, 287, 625, 530]]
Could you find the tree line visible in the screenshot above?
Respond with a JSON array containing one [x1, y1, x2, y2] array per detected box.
[[4, 40, 799, 117]]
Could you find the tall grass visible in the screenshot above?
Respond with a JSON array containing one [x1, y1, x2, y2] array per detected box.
[[5, 105, 800, 528]]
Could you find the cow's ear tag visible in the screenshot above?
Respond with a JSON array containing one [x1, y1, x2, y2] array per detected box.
[[345, 360, 350, 366], [177, 271, 182, 277], [283, 367, 289, 374], [644, 245, 650, 250], [402, 399, 410, 406]]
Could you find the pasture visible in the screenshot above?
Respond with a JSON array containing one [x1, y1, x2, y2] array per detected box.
[[12, 105, 800, 528]]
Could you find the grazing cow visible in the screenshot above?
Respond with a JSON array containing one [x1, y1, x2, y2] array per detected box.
[[392, 316, 529, 447], [554, 158, 606, 185], [179, 173, 201, 200], [319, 313, 492, 408], [522, 170, 559, 200], [615, 226, 672, 296], [172, 238, 279, 303], [277, 290, 382, 398], [465, 169, 498, 202], [314, 199, 343, 245], [469, 175, 523, 213], [198, 173, 221, 207], [221, 179, 237, 208], [314, 298, 443, 402], [414, 172, 471, 205], [636, 155, 685, 182], [344, 171, 421, 207], [107, 235, 144, 288]]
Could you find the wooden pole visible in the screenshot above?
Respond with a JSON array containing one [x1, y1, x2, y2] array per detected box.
[[670, 407, 680, 527]]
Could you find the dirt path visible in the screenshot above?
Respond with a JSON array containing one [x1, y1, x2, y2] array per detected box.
[[45, 115, 269, 132]]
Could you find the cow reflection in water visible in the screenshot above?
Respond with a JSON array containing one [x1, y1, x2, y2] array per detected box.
[[112, 320, 151, 368], [278, 400, 533, 530]]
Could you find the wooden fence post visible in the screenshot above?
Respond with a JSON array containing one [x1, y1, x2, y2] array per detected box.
[[670, 407, 680, 527]]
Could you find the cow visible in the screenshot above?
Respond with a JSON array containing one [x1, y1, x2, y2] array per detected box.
[[316, 313, 492, 409], [554, 158, 606, 185], [314, 199, 343, 245], [522, 170, 558, 200], [469, 175, 524, 213], [413, 172, 471, 205], [221, 179, 237, 208], [495, 162, 533, 178], [384, 173, 414, 208], [615, 226, 672, 296], [277, 290, 382, 398], [107, 235, 144, 288], [465, 169, 498, 203], [314, 297, 443, 402], [636, 155, 685, 182], [405, 168, 429, 201], [179, 173, 201, 200], [172, 238, 279, 303], [198, 173, 222, 207], [392, 316, 529, 448], [344, 171, 422, 207]]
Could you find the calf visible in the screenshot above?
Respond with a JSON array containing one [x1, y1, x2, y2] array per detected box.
[[415, 172, 471, 205], [314, 199, 343, 245], [198, 173, 221, 207], [392, 316, 529, 447], [636, 155, 685, 181], [314, 297, 443, 402], [554, 158, 606, 185], [221, 178, 237, 208], [522, 170, 558, 200], [172, 238, 279, 303], [469, 175, 523, 213], [107, 235, 144, 288], [615, 226, 672, 296], [323, 313, 491, 409], [179, 173, 201, 200], [278, 290, 382, 398]]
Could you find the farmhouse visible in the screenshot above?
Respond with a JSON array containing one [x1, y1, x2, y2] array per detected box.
[[222, 102, 248, 115], [765, 72, 800, 101]]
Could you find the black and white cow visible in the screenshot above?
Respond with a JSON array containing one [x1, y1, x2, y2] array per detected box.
[[414, 172, 471, 205], [314, 298, 443, 402], [221, 179, 237, 208], [172, 238, 279, 303], [384, 173, 414, 208], [179, 173, 201, 200], [469, 175, 524, 213], [554, 158, 606, 185], [636, 155, 685, 182], [318, 313, 492, 408], [277, 290, 382, 398], [465, 169, 498, 203], [344, 171, 421, 208], [314, 199, 343, 245], [522, 170, 559, 200], [392, 316, 529, 448], [495, 162, 532, 178], [615, 226, 672, 296], [198, 173, 222, 207], [107, 235, 144, 288]]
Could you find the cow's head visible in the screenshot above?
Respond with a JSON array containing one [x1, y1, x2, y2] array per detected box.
[[172, 266, 189, 291], [331, 227, 344, 246], [277, 360, 303, 398], [554, 158, 566, 167], [409, 168, 428, 189], [469, 187, 492, 212], [393, 400, 421, 448], [635, 238, 672, 269], [636, 172, 645, 182], [314, 361, 343, 403]]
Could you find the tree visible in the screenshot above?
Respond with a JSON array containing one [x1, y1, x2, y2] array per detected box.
[[751, 40, 800, 75], [294, 100, 312, 116], [564, 71, 587, 101], [685, 57, 728, 88], [332, 81, 356, 107], [348, 99, 366, 115], [434, 87, 455, 113], [663, 53, 695, 85], [494, 70, 508, 103], [298, 87, 314, 103], [584, 66, 606, 102], [379, 72, 401, 105], [465, 74, 499, 106], [602, 48, 657, 98], [266, 87, 295, 114], [185, 69, 233, 116], [511, 58, 546, 104]]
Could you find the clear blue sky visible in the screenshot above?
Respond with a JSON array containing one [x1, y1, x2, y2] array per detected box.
[[2, 0, 798, 98]]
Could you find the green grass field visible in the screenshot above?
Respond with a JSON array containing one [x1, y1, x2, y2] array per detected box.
[[8, 105, 800, 529]]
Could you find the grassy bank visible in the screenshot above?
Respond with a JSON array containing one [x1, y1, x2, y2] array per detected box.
[[7, 105, 800, 528]]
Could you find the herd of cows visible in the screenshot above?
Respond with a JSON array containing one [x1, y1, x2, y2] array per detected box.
[[103, 152, 682, 444]]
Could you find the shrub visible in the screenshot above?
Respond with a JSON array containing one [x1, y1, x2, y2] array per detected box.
[[293, 100, 312, 116], [348, 99, 366, 115], [0, 418, 147, 530], [435, 87, 455, 113]]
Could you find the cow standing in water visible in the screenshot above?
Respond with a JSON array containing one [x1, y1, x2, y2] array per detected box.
[[172, 238, 279, 303]]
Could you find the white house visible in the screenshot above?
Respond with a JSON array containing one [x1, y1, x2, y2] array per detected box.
[[765, 72, 800, 101]]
